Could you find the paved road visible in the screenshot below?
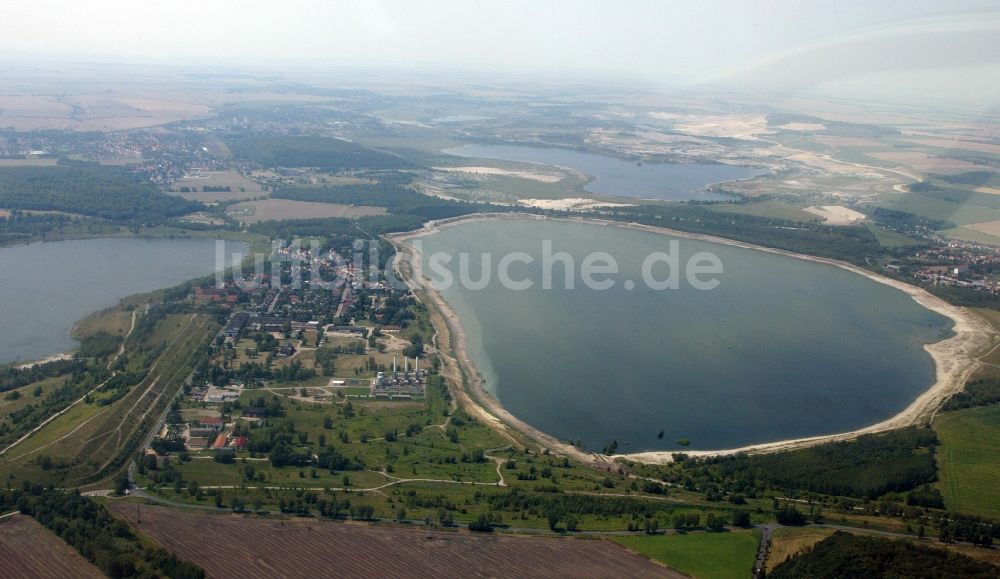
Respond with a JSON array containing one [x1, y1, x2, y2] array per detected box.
[[753, 524, 778, 577]]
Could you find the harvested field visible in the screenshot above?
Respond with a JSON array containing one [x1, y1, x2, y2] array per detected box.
[[966, 219, 1000, 237], [766, 527, 834, 573], [110, 505, 675, 578], [0, 159, 59, 167], [0, 514, 104, 579], [909, 137, 1000, 156], [169, 171, 266, 202], [0, 93, 211, 131], [865, 151, 985, 175], [226, 199, 386, 224]]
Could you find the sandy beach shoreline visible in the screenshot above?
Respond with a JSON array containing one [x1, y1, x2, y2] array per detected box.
[[388, 213, 997, 465], [14, 352, 76, 370]]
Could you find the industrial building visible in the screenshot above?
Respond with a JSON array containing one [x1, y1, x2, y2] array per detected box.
[[371, 356, 427, 398]]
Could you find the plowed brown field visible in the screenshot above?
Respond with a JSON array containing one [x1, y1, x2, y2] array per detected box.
[[110, 505, 679, 578], [0, 514, 104, 579]]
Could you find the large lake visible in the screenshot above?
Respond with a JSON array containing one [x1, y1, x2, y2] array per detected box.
[[443, 144, 761, 201], [0, 237, 245, 365], [414, 218, 952, 451]]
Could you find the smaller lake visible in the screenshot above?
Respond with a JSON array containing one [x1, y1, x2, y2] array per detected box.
[[443, 144, 761, 201], [0, 237, 246, 364]]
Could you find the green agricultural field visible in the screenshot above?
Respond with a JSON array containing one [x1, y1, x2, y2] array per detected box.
[[874, 191, 1000, 225], [865, 224, 924, 248], [614, 530, 760, 579], [450, 170, 592, 201], [939, 226, 1000, 246], [934, 404, 1000, 518]]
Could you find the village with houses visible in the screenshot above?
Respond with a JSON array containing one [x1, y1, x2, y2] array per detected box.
[[145, 238, 435, 463], [885, 238, 1000, 295]]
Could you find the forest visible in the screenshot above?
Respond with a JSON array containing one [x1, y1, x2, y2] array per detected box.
[[942, 377, 1000, 410], [0, 165, 201, 223], [673, 427, 940, 499], [609, 203, 890, 266], [272, 173, 500, 221], [227, 135, 414, 171]]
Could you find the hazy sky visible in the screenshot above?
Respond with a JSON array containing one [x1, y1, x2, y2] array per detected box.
[[4, 0, 999, 106]]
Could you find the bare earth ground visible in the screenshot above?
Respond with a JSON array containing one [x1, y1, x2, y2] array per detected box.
[[804, 205, 866, 225], [518, 197, 633, 211], [0, 514, 104, 579], [390, 214, 997, 466], [660, 112, 773, 140], [226, 199, 386, 224], [773, 122, 826, 132], [110, 504, 676, 579], [432, 165, 565, 183]]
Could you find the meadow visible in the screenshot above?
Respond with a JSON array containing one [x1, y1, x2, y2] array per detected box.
[[934, 404, 1000, 519], [614, 530, 760, 579]]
